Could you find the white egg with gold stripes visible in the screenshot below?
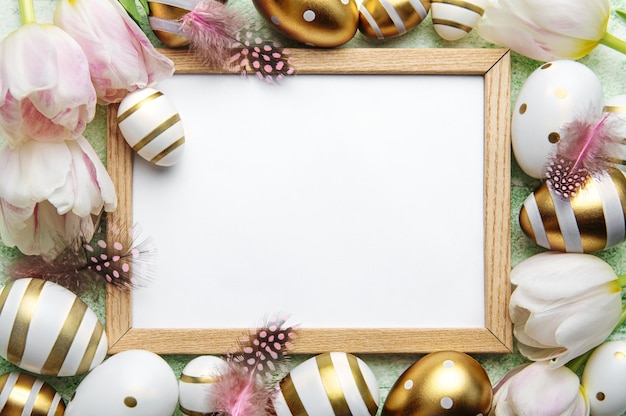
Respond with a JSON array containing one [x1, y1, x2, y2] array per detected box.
[[358, 0, 431, 39], [0, 371, 65, 415], [178, 355, 228, 415], [0, 278, 107, 377], [117, 87, 185, 167], [65, 350, 179, 416], [431, 0, 487, 41], [603, 94, 626, 173], [273, 352, 379, 416], [519, 166, 626, 253]]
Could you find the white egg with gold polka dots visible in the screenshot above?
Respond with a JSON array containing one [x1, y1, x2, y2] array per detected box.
[[602, 94, 626, 173], [273, 352, 380, 416], [65, 350, 178, 416], [0, 277, 107, 377], [582, 341, 626, 416], [512, 60, 604, 178], [178, 355, 228, 415]]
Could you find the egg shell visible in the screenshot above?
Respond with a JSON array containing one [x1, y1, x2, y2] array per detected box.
[[117, 87, 186, 167], [65, 349, 178, 416], [511, 60, 604, 178], [582, 341, 626, 416], [273, 352, 380, 416], [603, 94, 626, 173], [382, 351, 492, 416], [252, 0, 359, 47], [0, 371, 65, 415], [519, 167, 626, 253], [431, 0, 487, 41], [147, 0, 195, 48], [0, 278, 107, 377], [178, 355, 228, 415], [358, 0, 430, 39]]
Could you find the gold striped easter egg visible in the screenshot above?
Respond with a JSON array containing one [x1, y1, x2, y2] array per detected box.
[[0, 371, 65, 415], [431, 0, 487, 41], [0, 278, 107, 377], [117, 87, 185, 167], [178, 355, 228, 415], [603, 95, 626, 173], [358, 0, 431, 39], [519, 167, 626, 253], [252, 0, 359, 47], [148, 0, 197, 48], [272, 352, 379, 416]]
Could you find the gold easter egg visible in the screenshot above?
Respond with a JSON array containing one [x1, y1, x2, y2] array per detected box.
[[252, 0, 359, 47], [148, 1, 195, 48], [382, 351, 492, 416], [0, 372, 65, 415], [358, 0, 430, 39], [519, 167, 626, 253]]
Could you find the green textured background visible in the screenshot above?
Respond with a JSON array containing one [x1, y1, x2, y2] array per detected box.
[[0, 0, 626, 414]]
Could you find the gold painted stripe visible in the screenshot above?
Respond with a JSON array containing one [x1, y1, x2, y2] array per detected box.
[[41, 297, 88, 376], [279, 373, 307, 416], [609, 168, 626, 229], [431, 0, 484, 14], [8, 279, 45, 366], [151, 136, 185, 164], [534, 185, 566, 251], [518, 205, 536, 242], [0, 280, 14, 315], [179, 405, 217, 416], [431, 18, 473, 33], [32, 379, 58, 415], [75, 322, 104, 375], [570, 178, 607, 253], [179, 374, 218, 384], [317, 354, 352, 416], [604, 105, 626, 114], [347, 354, 378, 415], [117, 90, 163, 123], [10, 373, 36, 411], [132, 114, 181, 152]]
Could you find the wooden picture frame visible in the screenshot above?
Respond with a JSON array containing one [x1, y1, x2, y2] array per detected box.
[[106, 48, 512, 355]]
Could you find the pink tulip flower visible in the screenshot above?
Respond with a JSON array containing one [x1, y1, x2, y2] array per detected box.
[[0, 137, 117, 260], [491, 361, 590, 416], [53, 0, 175, 104], [0, 23, 96, 145]]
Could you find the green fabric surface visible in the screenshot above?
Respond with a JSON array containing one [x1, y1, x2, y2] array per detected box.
[[1, 0, 626, 414]]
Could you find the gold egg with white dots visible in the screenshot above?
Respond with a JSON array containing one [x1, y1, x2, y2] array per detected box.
[[358, 0, 431, 39], [382, 351, 492, 416], [252, 0, 359, 47]]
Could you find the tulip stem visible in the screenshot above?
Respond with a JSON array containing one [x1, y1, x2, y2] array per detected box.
[[18, 0, 36, 25], [618, 274, 626, 289], [600, 32, 626, 55]]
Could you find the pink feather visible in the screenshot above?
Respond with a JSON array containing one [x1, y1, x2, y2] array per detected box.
[[545, 111, 624, 199], [179, 0, 244, 68]]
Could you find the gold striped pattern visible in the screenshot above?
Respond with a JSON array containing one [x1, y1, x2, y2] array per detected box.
[[347, 353, 378, 415], [533, 184, 566, 251], [604, 105, 626, 114], [7, 278, 45, 367], [76, 321, 105, 375], [0, 372, 65, 415], [317, 353, 352, 415], [132, 113, 182, 152], [431, 18, 473, 33], [570, 178, 607, 252], [117, 90, 163, 123], [610, 168, 626, 227], [518, 205, 536, 242], [279, 373, 308, 416], [180, 405, 216, 416], [149, 2, 192, 47], [151, 136, 185, 164], [431, 0, 484, 15], [179, 373, 218, 384], [41, 297, 88, 376]]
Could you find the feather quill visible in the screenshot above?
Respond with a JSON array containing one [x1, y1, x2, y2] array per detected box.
[[207, 317, 297, 416], [545, 112, 624, 199]]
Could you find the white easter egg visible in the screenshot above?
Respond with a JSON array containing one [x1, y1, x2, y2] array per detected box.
[[582, 341, 626, 416], [178, 355, 228, 415], [273, 352, 380, 416], [512, 60, 604, 178], [65, 349, 178, 416], [603, 94, 626, 173], [0, 278, 107, 377], [117, 87, 185, 166], [0, 371, 66, 415], [431, 0, 487, 41]]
